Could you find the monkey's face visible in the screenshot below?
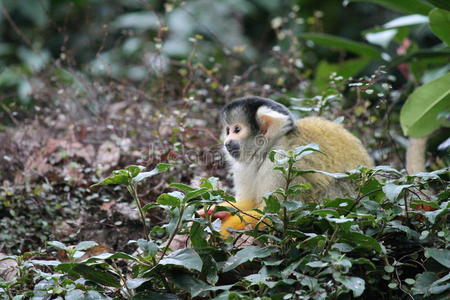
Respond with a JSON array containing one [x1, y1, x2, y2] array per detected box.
[[223, 122, 249, 160]]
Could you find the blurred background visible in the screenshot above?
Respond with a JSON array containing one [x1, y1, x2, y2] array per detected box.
[[0, 0, 448, 252]]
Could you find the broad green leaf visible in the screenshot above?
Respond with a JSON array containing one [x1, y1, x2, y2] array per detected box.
[[222, 246, 277, 272], [382, 183, 413, 201], [74, 241, 98, 251], [400, 72, 450, 137], [306, 261, 328, 268], [426, 248, 450, 268], [331, 243, 354, 253], [92, 169, 130, 187], [127, 165, 145, 178], [424, 0, 450, 11], [300, 33, 381, 59], [73, 264, 121, 288], [137, 239, 159, 257], [185, 188, 209, 201], [157, 191, 184, 207], [132, 163, 171, 184], [429, 8, 450, 46], [159, 248, 203, 272], [200, 177, 219, 189], [264, 195, 281, 213], [244, 274, 276, 288], [412, 272, 439, 295], [48, 241, 68, 251], [340, 232, 382, 253], [335, 276, 365, 297], [311, 209, 340, 217], [127, 278, 151, 289], [29, 260, 60, 266], [348, 0, 432, 15], [167, 271, 232, 297], [429, 272, 450, 295], [169, 183, 196, 192]]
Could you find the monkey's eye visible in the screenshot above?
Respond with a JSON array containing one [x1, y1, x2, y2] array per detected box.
[[234, 125, 241, 134], [226, 127, 230, 135]]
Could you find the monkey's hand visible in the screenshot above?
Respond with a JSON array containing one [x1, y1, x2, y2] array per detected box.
[[197, 199, 258, 220], [220, 210, 265, 237], [197, 200, 265, 237]]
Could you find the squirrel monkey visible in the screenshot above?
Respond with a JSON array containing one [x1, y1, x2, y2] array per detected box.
[[201, 96, 373, 237]]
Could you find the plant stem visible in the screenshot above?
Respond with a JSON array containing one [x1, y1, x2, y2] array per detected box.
[[158, 206, 185, 263], [282, 161, 294, 235], [128, 185, 149, 240]]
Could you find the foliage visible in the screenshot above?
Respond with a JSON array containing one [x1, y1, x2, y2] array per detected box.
[[2, 152, 449, 299]]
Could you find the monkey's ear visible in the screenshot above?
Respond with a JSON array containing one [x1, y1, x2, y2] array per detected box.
[[256, 106, 290, 138]]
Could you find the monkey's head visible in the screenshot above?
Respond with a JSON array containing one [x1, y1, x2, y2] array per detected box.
[[221, 96, 296, 162]]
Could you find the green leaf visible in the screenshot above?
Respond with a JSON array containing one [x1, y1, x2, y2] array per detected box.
[[311, 209, 340, 217], [426, 248, 450, 268], [169, 183, 196, 192], [340, 232, 382, 253], [48, 241, 68, 251], [157, 191, 184, 207], [429, 8, 450, 46], [127, 165, 146, 178], [382, 183, 413, 201], [72, 264, 121, 288], [412, 272, 439, 295], [306, 261, 328, 268], [300, 33, 381, 59], [264, 195, 281, 213], [159, 248, 203, 272], [132, 163, 171, 184], [138, 239, 159, 258], [127, 278, 151, 289], [400, 72, 450, 137], [348, 0, 433, 15], [185, 188, 209, 201], [222, 246, 277, 272], [92, 169, 130, 187], [200, 177, 219, 189], [244, 274, 276, 288], [335, 276, 365, 297], [74, 241, 98, 251], [167, 271, 232, 297]]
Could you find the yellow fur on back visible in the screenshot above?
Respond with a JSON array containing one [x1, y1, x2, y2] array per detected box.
[[279, 117, 373, 201], [294, 117, 373, 171]]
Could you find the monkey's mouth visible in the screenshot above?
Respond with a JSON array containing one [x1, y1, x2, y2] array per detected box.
[[225, 143, 240, 159], [228, 149, 240, 159]]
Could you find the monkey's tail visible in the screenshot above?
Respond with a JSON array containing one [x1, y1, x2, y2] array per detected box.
[[406, 136, 428, 174]]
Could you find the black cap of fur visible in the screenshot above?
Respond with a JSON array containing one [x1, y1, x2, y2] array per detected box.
[[221, 96, 295, 134]]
